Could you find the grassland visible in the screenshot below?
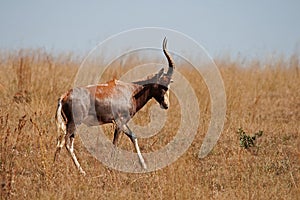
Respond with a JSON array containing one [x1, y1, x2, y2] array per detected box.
[[0, 49, 299, 199]]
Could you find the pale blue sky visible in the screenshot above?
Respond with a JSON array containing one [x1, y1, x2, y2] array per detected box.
[[0, 1, 299, 58]]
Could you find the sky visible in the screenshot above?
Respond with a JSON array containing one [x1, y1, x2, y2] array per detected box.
[[0, 1, 300, 59]]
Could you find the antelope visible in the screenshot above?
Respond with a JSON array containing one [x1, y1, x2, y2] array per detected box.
[[54, 38, 175, 175]]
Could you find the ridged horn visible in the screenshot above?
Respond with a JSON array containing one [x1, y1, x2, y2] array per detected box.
[[162, 37, 175, 77]]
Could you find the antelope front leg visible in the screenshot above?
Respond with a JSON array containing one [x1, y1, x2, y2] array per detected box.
[[123, 124, 147, 170], [112, 122, 121, 146]]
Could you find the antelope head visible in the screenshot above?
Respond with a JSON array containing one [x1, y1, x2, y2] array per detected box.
[[152, 37, 175, 109]]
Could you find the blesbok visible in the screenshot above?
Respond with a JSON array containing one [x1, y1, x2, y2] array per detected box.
[[54, 38, 175, 175]]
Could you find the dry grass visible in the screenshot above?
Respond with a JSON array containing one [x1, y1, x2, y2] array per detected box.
[[0, 49, 299, 199]]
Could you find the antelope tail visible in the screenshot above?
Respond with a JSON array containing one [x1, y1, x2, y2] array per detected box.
[[55, 97, 67, 134], [54, 97, 67, 162]]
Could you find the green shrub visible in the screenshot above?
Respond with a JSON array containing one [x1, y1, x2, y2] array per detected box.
[[238, 128, 263, 149]]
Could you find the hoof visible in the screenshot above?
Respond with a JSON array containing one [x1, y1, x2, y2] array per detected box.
[[80, 170, 86, 176]]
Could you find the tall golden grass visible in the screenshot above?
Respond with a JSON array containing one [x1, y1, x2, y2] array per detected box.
[[0, 49, 299, 199]]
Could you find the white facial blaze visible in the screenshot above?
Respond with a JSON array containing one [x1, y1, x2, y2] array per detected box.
[[164, 90, 170, 108]]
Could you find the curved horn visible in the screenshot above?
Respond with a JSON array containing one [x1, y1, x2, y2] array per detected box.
[[163, 37, 175, 77]]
